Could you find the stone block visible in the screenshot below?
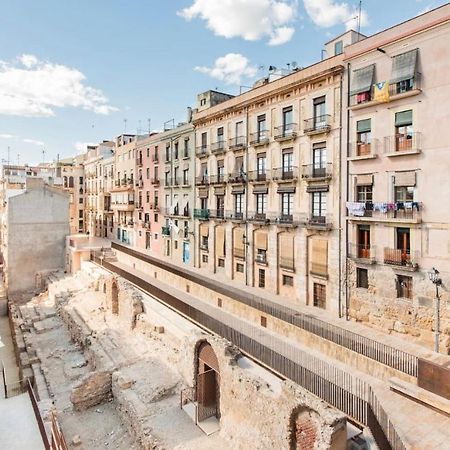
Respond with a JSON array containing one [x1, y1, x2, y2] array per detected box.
[[70, 371, 112, 411]]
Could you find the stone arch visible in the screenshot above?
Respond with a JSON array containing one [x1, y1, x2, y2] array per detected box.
[[111, 281, 119, 315], [63, 176, 68, 188], [289, 406, 320, 450], [194, 340, 221, 421]]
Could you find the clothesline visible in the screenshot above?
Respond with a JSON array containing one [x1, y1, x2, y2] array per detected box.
[[346, 201, 420, 216]]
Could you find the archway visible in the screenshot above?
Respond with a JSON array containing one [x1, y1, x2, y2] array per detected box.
[[111, 281, 119, 315], [196, 341, 220, 422]]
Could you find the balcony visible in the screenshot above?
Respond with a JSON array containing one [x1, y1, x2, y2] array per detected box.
[[304, 115, 331, 135], [195, 175, 209, 186], [384, 132, 421, 156], [272, 167, 298, 182], [165, 206, 190, 218], [348, 140, 379, 160], [194, 208, 210, 220], [228, 172, 246, 184], [151, 177, 160, 186], [162, 226, 170, 236], [247, 171, 270, 183], [274, 123, 298, 141], [348, 243, 376, 264], [228, 136, 247, 150], [211, 141, 227, 155], [209, 174, 227, 185], [301, 163, 332, 181], [200, 243, 209, 252], [249, 131, 270, 146], [248, 212, 271, 224], [384, 248, 419, 271], [152, 153, 159, 163], [306, 214, 332, 230], [135, 179, 143, 188], [136, 157, 143, 167], [149, 203, 160, 212], [255, 253, 267, 264], [209, 209, 225, 220], [111, 201, 135, 212], [225, 210, 245, 222], [196, 145, 209, 158], [346, 202, 422, 224]]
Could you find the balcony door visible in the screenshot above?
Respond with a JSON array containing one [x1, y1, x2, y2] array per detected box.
[[357, 225, 370, 259], [282, 107, 293, 134], [282, 151, 293, 179], [313, 144, 326, 177], [396, 228, 410, 264], [313, 96, 326, 129]]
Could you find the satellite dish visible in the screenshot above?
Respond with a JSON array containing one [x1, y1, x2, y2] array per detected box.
[[292, 61, 298, 69], [269, 65, 277, 72]]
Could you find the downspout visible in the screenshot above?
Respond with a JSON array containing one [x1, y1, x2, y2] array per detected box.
[[192, 126, 197, 269], [244, 107, 250, 286], [345, 62, 351, 320], [338, 70, 343, 318]]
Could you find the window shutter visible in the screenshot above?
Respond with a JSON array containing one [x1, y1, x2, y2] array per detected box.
[[357, 119, 371, 133], [200, 225, 209, 237], [215, 226, 225, 257], [355, 174, 373, 185], [350, 64, 375, 95], [255, 231, 268, 250], [233, 227, 245, 258], [311, 239, 328, 276], [395, 110, 413, 127], [279, 233, 294, 270], [394, 171, 416, 186], [390, 49, 418, 84], [234, 156, 243, 172], [198, 188, 208, 198]]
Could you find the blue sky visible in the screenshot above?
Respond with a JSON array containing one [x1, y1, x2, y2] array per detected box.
[[0, 0, 445, 164]]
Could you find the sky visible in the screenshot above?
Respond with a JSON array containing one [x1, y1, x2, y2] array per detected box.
[[0, 0, 446, 165]]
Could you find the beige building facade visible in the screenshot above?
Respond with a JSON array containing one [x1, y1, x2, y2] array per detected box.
[[344, 5, 450, 352], [193, 55, 345, 314]]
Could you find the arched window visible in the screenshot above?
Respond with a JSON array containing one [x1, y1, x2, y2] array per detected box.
[[69, 176, 74, 188]]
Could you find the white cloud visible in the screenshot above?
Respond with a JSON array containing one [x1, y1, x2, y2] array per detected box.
[[303, 0, 368, 30], [23, 138, 44, 146], [179, 0, 297, 45], [74, 142, 95, 152], [0, 55, 119, 117], [195, 53, 258, 85], [0, 133, 14, 139]]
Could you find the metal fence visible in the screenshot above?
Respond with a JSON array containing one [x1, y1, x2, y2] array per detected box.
[[110, 242, 419, 377], [94, 255, 407, 450]]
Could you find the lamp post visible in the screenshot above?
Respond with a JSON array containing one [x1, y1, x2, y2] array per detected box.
[[428, 267, 442, 353]]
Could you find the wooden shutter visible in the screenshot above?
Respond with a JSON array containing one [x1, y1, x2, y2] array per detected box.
[[279, 233, 294, 270], [233, 227, 245, 258], [200, 225, 209, 237], [215, 226, 225, 257], [355, 174, 373, 185], [255, 231, 268, 250], [394, 171, 416, 186], [311, 239, 328, 276]]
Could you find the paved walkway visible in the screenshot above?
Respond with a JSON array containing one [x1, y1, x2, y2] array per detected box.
[[0, 393, 45, 449], [107, 259, 450, 450], [0, 315, 20, 398]]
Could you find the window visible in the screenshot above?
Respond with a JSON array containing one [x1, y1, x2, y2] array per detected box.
[[313, 143, 326, 177], [165, 144, 171, 162], [183, 169, 189, 185], [183, 139, 189, 158], [313, 96, 326, 128], [216, 195, 224, 217], [357, 225, 371, 259], [260, 316, 267, 327], [79, 176, 83, 184], [217, 298, 222, 307], [201, 132, 207, 150], [396, 275, 412, 299], [201, 235, 209, 250], [174, 142, 179, 160], [396, 227, 411, 264], [281, 193, 293, 216], [146, 168, 150, 179], [235, 121, 243, 138], [313, 283, 326, 309], [282, 106, 293, 133], [282, 151, 293, 178], [356, 185, 373, 202], [356, 119, 371, 156], [235, 194, 243, 215], [395, 110, 413, 152], [174, 240, 178, 250], [257, 114, 267, 140], [312, 192, 327, 219], [217, 127, 224, 145], [256, 249, 267, 264], [174, 167, 179, 185], [394, 186, 414, 202], [257, 154, 266, 179], [202, 254, 208, 263], [357, 268, 369, 289], [165, 172, 170, 186], [147, 148, 150, 158], [218, 258, 225, 267], [217, 161, 225, 182], [256, 193, 267, 214], [236, 263, 244, 273], [79, 210, 83, 218], [258, 269, 265, 288], [391, 49, 418, 95], [282, 275, 294, 286], [334, 40, 343, 55], [154, 213, 158, 222]]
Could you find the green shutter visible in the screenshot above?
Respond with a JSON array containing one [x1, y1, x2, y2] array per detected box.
[[395, 110, 413, 127], [357, 119, 371, 133]]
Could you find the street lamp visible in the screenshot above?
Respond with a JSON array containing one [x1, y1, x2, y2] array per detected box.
[[427, 267, 442, 353]]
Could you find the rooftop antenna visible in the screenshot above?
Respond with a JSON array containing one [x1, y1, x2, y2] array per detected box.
[[123, 118, 128, 133], [42, 148, 46, 164], [287, 62, 291, 71], [148, 118, 151, 135], [357, 0, 362, 35], [17, 153, 20, 165], [7, 146, 10, 166]]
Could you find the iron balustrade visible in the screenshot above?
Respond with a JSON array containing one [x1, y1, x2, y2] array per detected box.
[[209, 174, 227, 184], [271, 167, 298, 181], [92, 255, 409, 450], [228, 136, 247, 149], [211, 141, 227, 154], [194, 208, 210, 220], [209, 209, 225, 220], [348, 243, 377, 263], [249, 131, 270, 146], [151, 177, 160, 185], [389, 73, 421, 96], [347, 202, 422, 221], [384, 132, 421, 154], [274, 123, 298, 140], [247, 170, 270, 183], [304, 115, 331, 134], [384, 248, 419, 270], [195, 175, 209, 186], [301, 163, 332, 180], [196, 145, 209, 157], [349, 140, 379, 158]]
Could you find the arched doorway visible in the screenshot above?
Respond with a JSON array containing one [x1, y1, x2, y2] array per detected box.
[[196, 341, 220, 422], [111, 281, 119, 315]]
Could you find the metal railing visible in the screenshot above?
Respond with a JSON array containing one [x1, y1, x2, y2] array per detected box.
[[384, 132, 421, 154], [346, 201, 422, 221], [194, 209, 210, 220], [304, 114, 331, 133], [92, 255, 409, 450], [384, 248, 419, 270], [162, 226, 170, 236], [225, 210, 245, 221], [195, 175, 209, 186], [349, 140, 379, 158], [227, 172, 246, 184], [301, 163, 332, 180], [274, 123, 298, 140], [209, 174, 227, 184], [196, 145, 209, 157], [228, 136, 247, 149], [211, 141, 227, 154], [389, 73, 421, 96], [249, 131, 270, 146], [247, 170, 270, 183], [271, 167, 298, 181], [152, 153, 159, 163], [348, 244, 377, 263], [255, 253, 267, 264], [108, 242, 420, 377], [209, 209, 225, 220], [151, 177, 160, 185], [306, 214, 333, 230]]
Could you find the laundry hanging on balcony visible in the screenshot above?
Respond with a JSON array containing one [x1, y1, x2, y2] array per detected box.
[[346, 202, 366, 216]]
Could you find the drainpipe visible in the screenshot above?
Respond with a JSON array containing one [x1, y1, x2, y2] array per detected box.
[[244, 107, 250, 287], [345, 62, 351, 320], [338, 69, 343, 318], [192, 127, 197, 269]]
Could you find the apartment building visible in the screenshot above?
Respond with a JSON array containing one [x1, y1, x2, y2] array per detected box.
[[110, 134, 137, 244], [58, 155, 85, 234], [84, 141, 115, 236], [159, 121, 195, 265], [344, 4, 450, 349], [192, 52, 345, 313], [134, 133, 163, 255], [101, 154, 115, 240]]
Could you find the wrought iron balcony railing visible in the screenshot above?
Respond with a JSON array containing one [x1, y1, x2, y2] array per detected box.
[[274, 123, 298, 141], [304, 115, 331, 134], [272, 167, 298, 181], [228, 136, 247, 149], [249, 130, 270, 146], [384, 132, 421, 155], [301, 163, 332, 180]]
